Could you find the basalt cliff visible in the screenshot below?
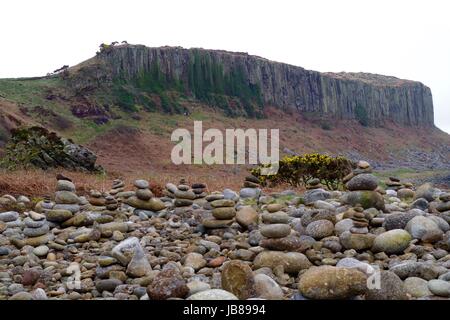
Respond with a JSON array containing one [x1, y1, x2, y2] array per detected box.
[[68, 44, 434, 126]]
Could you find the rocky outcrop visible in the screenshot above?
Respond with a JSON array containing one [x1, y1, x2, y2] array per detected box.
[[67, 44, 434, 126], [0, 126, 103, 172]]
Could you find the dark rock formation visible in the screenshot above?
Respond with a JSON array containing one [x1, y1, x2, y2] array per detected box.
[[0, 126, 103, 172], [67, 44, 434, 126]]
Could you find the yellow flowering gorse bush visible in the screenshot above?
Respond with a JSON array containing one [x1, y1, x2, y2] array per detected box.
[[251, 153, 354, 190]]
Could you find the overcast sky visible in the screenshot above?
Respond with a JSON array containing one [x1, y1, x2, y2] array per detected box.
[[1, 0, 449, 133]]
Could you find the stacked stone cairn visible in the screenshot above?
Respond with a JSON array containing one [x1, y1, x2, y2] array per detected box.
[[341, 161, 384, 210], [255, 203, 313, 284], [109, 179, 125, 196], [171, 180, 196, 208], [45, 179, 80, 226], [202, 192, 236, 230], [240, 175, 261, 199], [89, 190, 105, 208], [385, 176, 415, 201], [124, 179, 165, 213], [192, 183, 207, 199], [437, 192, 450, 215]]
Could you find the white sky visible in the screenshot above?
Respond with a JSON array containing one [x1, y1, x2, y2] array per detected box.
[[1, 0, 449, 133]]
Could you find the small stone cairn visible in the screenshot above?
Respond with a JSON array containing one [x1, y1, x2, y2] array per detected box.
[[202, 192, 236, 230], [124, 179, 165, 212]]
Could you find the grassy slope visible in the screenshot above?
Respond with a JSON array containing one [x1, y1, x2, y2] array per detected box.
[[0, 75, 449, 196]]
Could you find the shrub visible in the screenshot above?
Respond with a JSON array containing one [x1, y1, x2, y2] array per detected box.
[[251, 153, 354, 190]]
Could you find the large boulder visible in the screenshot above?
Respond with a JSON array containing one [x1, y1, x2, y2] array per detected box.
[[405, 216, 443, 243], [298, 266, 367, 299], [371, 229, 412, 254], [346, 174, 378, 191], [221, 261, 256, 299], [341, 191, 385, 210], [414, 183, 436, 202]]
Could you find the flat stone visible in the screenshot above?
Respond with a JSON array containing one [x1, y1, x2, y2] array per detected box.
[[46, 209, 73, 222], [211, 199, 235, 208], [212, 207, 236, 219], [134, 179, 149, 189], [202, 218, 233, 228], [0, 211, 19, 222], [262, 212, 289, 224], [260, 236, 313, 252], [56, 180, 76, 192], [340, 231, 376, 251], [239, 188, 261, 199], [253, 251, 312, 273], [24, 217, 46, 228], [96, 279, 123, 293], [260, 224, 291, 238], [23, 224, 50, 237]]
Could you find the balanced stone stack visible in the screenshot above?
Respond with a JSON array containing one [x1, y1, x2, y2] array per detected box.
[[339, 206, 376, 251], [124, 179, 165, 212], [240, 175, 262, 199], [191, 183, 207, 199], [104, 194, 119, 211], [243, 175, 261, 189], [385, 177, 415, 200], [45, 180, 80, 225], [89, 190, 106, 208], [109, 179, 125, 196], [349, 207, 369, 234], [34, 196, 54, 213], [202, 193, 236, 230], [342, 161, 384, 210], [10, 210, 54, 248], [385, 177, 403, 191], [0, 211, 21, 233], [259, 204, 292, 245], [173, 183, 196, 208], [23, 211, 49, 239], [437, 192, 450, 214]]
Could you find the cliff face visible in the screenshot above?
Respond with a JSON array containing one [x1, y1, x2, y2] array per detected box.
[[68, 44, 434, 126]]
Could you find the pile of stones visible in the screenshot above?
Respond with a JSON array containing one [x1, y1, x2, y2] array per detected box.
[[1, 162, 450, 301]]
